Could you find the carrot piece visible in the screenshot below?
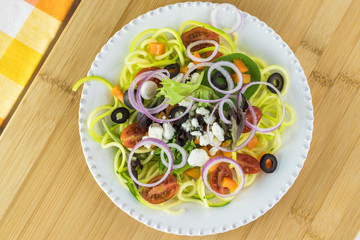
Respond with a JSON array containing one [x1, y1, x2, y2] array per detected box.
[[221, 140, 231, 147], [248, 135, 258, 150], [148, 42, 165, 55], [233, 59, 248, 73], [180, 66, 188, 74], [222, 151, 233, 159], [232, 73, 251, 84], [243, 74, 251, 84], [222, 177, 238, 192], [184, 168, 201, 179], [193, 51, 205, 69], [231, 73, 239, 84], [111, 86, 124, 102], [194, 137, 200, 145], [209, 162, 220, 172]]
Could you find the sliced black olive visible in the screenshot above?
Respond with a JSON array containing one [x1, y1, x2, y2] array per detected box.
[[211, 71, 228, 90], [267, 73, 284, 93], [111, 107, 130, 124], [260, 154, 278, 173], [165, 63, 180, 78], [169, 106, 188, 124]]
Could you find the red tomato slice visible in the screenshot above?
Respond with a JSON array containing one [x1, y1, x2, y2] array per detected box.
[[209, 163, 233, 194], [120, 123, 147, 148], [134, 67, 161, 86], [141, 174, 179, 204], [236, 153, 261, 174], [181, 27, 220, 51], [243, 106, 262, 133]]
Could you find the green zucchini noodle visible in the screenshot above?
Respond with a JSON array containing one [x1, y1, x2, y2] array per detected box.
[[72, 18, 296, 214]]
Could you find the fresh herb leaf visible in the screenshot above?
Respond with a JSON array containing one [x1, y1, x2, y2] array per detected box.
[[156, 72, 204, 105]]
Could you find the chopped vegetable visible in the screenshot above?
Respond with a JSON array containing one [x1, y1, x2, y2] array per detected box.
[[222, 177, 238, 192], [148, 42, 165, 55], [233, 59, 248, 73], [111, 86, 124, 102], [184, 167, 201, 179], [111, 107, 130, 124], [247, 135, 258, 150], [260, 153, 278, 173]]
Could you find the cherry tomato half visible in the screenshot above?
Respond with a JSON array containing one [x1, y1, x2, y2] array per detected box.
[[120, 123, 147, 148], [242, 106, 262, 133], [141, 174, 179, 204], [236, 153, 261, 174], [181, 27, 220, 51], [134, 67, 161, 86], [209, 163, 233, 194]]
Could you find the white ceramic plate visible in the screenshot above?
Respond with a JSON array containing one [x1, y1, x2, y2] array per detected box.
[[78, 2, 313, 236]]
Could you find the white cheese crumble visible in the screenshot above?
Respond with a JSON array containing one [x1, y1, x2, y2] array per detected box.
[[181, 119, 191, 132], [163, 123, 175, 140], [191, 118, 199, 128], [196, 107, 210, 116], [187, 149, 210, 166], [211, 122, 225, 142], [209, 147, 219, 156], [190, 131, 202, 137], [148, 123, 163, 140]]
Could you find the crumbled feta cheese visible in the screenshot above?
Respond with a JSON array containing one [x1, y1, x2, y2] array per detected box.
[[172, 73, 184, 83], [181, 119, 191, 132], [190, 131, 202, 137], [187, 149, 210, 166], [211, 122, 225, 142], [163, 123, 175, 140], [148, 123, 163, 140], [187, 62, 195, 69], [190, 103, 198, 113], [203, 114, 216, 124], [209, 147, 219, 156], [196, 107, 210, 116], [191, 118, 199, 128], [199, 132, 214, 146], [178, 97, 192, 108], [190, 72, 200, 84]]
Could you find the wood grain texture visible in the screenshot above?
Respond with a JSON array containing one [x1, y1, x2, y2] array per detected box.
[[0, 0, 359, 239]]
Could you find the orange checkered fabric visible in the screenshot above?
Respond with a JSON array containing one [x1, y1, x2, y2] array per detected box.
[[0, 0, 75, 127]]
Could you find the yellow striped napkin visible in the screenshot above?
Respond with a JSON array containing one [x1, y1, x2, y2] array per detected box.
[[0, 0, 75, 128]]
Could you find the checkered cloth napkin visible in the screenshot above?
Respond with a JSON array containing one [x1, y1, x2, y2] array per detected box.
[[0, 0, 74, 128]]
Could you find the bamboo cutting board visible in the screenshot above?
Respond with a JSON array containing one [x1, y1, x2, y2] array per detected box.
[[0, 0, 360, 239]]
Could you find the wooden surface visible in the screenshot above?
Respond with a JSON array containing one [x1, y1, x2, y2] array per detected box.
[[1, 0, 359, 239]]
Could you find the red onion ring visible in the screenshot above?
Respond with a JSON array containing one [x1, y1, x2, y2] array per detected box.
[[241, 81, 285, 132], [201, 156, 245, 198], [186, 40, 220, 62], [219, 98, 235, 124], [127, 138, 174, 187], [208, 61, 243, 94], [128, 69, 170, 114], [160, 143, 187, 169], [210, 3, 243, 34], [207, 102, 256, 152]]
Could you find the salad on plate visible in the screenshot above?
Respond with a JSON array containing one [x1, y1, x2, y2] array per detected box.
[[73, 4, 295, 214]]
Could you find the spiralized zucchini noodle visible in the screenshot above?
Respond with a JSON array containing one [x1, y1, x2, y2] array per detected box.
[[73, 4, 295, 214]]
